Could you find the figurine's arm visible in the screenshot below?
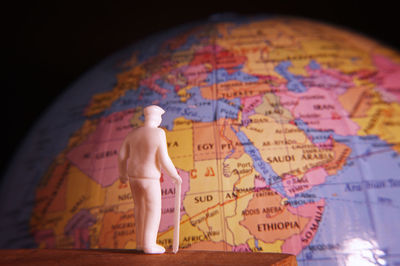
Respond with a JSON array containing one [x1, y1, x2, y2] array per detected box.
[[118, 138, 130, 183], [158, 129, 182, 184]]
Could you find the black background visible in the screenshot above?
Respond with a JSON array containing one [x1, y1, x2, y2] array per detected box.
[[2, 1, 400, 181]]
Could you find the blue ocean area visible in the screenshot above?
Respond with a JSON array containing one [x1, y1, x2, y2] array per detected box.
[[293, 119, 400, 261], [107, 74, 246, 130], [295, 118, 398, 172], [275, 61, 307, 93], [308, 60, 321, 70], [216, 97, 241, 120], [161, 86, 216, 129], [106, 85, 163, 116], [295, 119, 333, 143], [173, 34, 202, 52], [107, 66, 259, 129], [233, 130, 287, 194], [205, 68, 258, 85]]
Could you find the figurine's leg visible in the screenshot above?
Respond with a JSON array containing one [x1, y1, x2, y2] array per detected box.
[[141, 179, 165, 254], [130, 179, 145, 251]]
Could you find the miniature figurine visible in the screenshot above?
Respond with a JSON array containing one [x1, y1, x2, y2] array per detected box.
[[118, 105, 182, 254]]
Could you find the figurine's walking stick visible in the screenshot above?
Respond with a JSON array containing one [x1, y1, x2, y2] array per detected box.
[[173, 181, 181, 253]]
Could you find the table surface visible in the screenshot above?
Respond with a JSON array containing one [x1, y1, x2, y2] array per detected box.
[[0, 249, 298, 266]]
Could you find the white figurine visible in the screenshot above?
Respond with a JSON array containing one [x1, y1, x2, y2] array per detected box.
[[118, 105, 182, 254]]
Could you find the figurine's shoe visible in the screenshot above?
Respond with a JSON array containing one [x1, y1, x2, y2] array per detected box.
[[143, 244, 166, 254]]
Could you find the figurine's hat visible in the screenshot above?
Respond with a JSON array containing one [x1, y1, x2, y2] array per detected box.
[[144, 105, 165, 117]]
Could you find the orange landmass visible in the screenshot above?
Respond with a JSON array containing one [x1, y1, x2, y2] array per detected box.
[[193, 119, 244, 161], [33, 161, 69, 217], [98, 209, 135, 249], [218, 118, 244, 159], [338, 86, 376, 118], [240, 188, 309, 243], [190, 48, 247, 74], [67, 119, 98, 150], [323, 140, 352, 175], [201, 79, 277, 100]]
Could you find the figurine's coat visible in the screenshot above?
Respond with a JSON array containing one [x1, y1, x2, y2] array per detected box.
[[118, 105, 182, 254]]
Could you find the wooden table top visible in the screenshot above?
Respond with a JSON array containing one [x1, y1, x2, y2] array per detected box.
[[0, 249, 297, 266]]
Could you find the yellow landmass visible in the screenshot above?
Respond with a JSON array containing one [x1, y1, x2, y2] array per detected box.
[[31, 161, 103, 248], [177, 86, 192, 102], [338, 86, 377, 118], [124, 240, 137, 249], [157, 214, 206, 250], [64, 166, 106, 230], [188, 207, 224, 243], [103, 176, 133, 213], [255, 93, 293, 123], [183, 159, 224, 242], [170, 49, 194, 69], [353, 101, 400, 152], [215, 21, 281, 79], [184, 159, 220, 213], [298, 39, 373, 74], [98, 209, 135, 249], [39, 166, 105, 235], [31, 161, 69, 227], [216, 18, 378, 78], [222, 154, 255, 246], [185, 240, 233, 251], [87, 217, 102, 248], [129, 107, 144, 128], [241, 114, 334, 178], [31, 211, 65, 236], [165, 117, 194, 171], [221, 153, 253, 191], [33, 166, 106, 239], [247, 238, 283, 253]]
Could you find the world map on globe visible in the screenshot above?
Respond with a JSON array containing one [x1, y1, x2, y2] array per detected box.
[[1, 15, 400, 265]]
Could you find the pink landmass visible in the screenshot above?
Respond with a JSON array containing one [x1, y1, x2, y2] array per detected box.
[[65, 209, 96, 248], [283, 199, 325, 255], [183, 64, 208, 86], [315, 136, 333, 150], [372, 54, 400, 102], [254, 175, 268, 190], [34, 229, 56, 248], [192, 44, 223, 56], [164, 65, 208, 92], [232, 243, 251, 252], [73, 229, 90, 248], [283, 167, 328, 197], [241, 95, 263, 123], [303, 66, 354, 96], [278, 87, 359, 135], [190, 45, 246, 74], [159, 168, 190, 232], [66, 109, 136, 187]]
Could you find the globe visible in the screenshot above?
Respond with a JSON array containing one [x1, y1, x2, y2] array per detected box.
[[1, 14, 400, 265]]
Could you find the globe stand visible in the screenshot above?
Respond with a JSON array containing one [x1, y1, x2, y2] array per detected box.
[[0, 249, 297, 265]]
